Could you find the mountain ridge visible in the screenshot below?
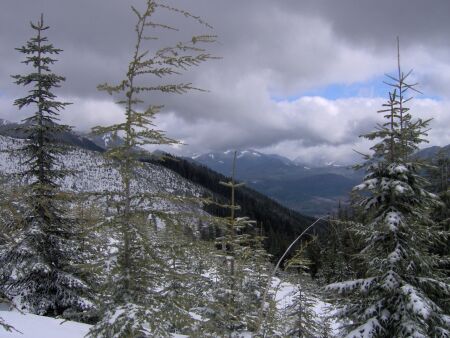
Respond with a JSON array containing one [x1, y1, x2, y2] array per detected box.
[[190, 149, 362, 215], [191, 145, 449, 216], [0, 131, 313, 260], [1, 118, 447, 217]]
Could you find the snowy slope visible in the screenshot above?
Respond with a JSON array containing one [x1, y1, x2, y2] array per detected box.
[[273, 277, 340, 336], [0, 135, 341, 336], [0, 310, 91, 338], [0, 276, 339, 338], [0, 310, 190, 338], [0, 135, 206, 216]]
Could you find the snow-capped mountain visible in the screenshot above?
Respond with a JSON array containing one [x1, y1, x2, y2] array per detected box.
[[191, 150, 301, 180], [293, 156, 347, 168], [192, 149, 361, 216], [192, 143, 449, 216]]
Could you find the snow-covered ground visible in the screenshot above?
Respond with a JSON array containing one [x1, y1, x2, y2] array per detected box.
[[0, 277, 339, 338], [0, 310, 192, 338], [0, 310, 90, 338], [273, 276, 340, 336], [0, 135, 341, 337]]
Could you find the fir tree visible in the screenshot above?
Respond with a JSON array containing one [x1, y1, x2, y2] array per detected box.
[[285, 276, 323, 337], [243, 224, 274, 333], [0, 14, 92, 318], [200, 152, 273, 336], [147, 211, 215, 335], [87, 1, 215, 336], [426, 149, 450, 275], [0, 177, 19, 247], [327, 40, 450, 337], [282, 241, 325, 337], [70, 196, 108, 323], [316, 217, 362, 285], [200, 151, 253, 335]]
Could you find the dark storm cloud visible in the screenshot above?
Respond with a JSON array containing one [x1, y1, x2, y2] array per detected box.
[[1, 1, 449, 163], [294, 0, 450, 48]]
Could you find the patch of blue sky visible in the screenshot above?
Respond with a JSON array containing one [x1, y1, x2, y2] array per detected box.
[[415, 92, 442, 101], [271, 74, 442, 102]]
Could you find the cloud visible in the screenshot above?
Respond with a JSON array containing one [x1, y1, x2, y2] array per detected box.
[[1, 0, 449, 163], [150, 95, 450, 165]]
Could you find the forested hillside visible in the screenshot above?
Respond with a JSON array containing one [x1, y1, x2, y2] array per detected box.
[[146, 154, 315, 259], [0, 119, 316, 261]]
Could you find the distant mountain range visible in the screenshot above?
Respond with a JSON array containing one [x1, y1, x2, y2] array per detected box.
[[1, 118, 447, 216], [0, 119, 314, 259], [190, 145, 450, 216], [192, 149, 351, 179], [190, 150, 362, 216], [413, 144, 450, 160]]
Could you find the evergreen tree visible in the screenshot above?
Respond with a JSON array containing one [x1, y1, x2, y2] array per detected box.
[[0, 177, 19, 247], [70, 196, 108, 323], [243, 224, 274, 333], [87, 1, 215, 336], [285, 276, 323, 337], [151, 212, 216, 335], [315, 216, 362, 285], [326, 40, 450, 337], [200, 152, 274, 336], [282, 242, 325, 337], [0, 14, 92, 318], [426, 149, 450, 275], [0, 182, 16, 332]]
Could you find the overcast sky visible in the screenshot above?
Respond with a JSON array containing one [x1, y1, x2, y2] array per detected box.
[[1, 0, 450, 165]]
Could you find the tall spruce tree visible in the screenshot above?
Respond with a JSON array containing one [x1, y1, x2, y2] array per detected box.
[[327, 40, 450, 337], [0, 14, 92, 318], [87, 1, 215, 336]]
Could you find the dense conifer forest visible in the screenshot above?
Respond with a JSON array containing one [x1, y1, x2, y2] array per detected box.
[[147, 154, 316, 259]]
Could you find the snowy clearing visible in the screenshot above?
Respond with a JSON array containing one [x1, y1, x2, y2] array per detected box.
[[0, 310, 90, 338], [0, 310, 192, 338]]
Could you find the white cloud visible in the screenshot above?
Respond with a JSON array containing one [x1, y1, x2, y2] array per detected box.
[[1, 0, 449, 162], [62, 98, 125, 131], [149, 94, 449, 165]]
